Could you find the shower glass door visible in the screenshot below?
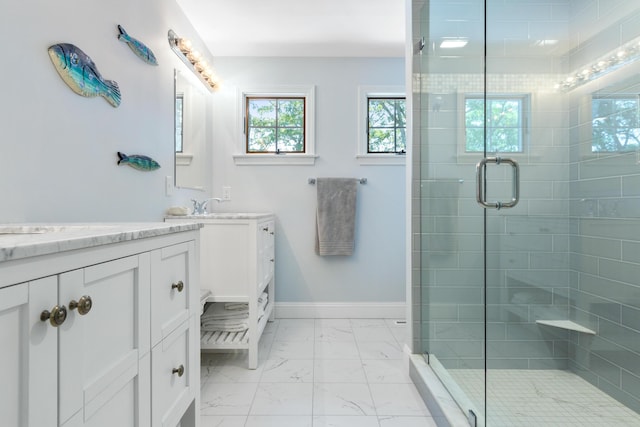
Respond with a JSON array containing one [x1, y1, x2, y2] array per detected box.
[[418, 0, 487, 422], [419, 0, 640, 425], [483, 1, 640, 425]]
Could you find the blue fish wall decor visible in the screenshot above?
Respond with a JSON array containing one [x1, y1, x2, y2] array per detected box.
[[117, 25, 158, 66], [48, 43, 121, 107], [117, 152, 160, 171]]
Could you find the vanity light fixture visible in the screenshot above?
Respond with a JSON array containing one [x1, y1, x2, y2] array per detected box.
[[556, 35, 640, 92], [168, 29, 218, 91]]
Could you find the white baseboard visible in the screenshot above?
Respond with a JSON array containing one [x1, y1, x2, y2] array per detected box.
[[274, 302, 406, 319]]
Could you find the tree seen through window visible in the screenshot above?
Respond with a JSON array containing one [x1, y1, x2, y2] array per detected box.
[[465, 96, 525, 153], [368, 97, 406, 153], [592, 96, 640, 152], [246, 97, 305, 153]]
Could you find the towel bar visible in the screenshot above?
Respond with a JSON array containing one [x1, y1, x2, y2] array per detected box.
[[308, 178, 367, 185]]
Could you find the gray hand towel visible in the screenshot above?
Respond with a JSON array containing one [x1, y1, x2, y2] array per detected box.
[[315, 177, 358, 256]]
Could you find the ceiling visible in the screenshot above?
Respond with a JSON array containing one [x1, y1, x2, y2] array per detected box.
[[176, 0, 406, 57]]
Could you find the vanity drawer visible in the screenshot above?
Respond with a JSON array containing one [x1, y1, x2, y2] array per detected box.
[[150, 242, 195, 346], [152, 317, 196, 427]]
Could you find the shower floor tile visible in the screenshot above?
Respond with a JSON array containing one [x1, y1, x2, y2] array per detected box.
[[448, 369, 640, 426]]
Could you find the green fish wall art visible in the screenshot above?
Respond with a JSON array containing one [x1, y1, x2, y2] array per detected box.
[[117, 25, 158, 66], [117, 152, 160, 171], [48, 43, 121, 107]]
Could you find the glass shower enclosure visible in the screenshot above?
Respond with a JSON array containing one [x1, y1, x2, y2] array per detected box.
[[413, 1, 640, 425]]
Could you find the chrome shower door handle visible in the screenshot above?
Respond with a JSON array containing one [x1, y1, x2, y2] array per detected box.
[[476, 157, 520, 210]]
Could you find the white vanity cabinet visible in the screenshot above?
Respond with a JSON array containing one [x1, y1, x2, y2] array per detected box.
[[0, 224, 200, 427], [59, 254, 151, 427], [166, 214, 275, 369], [150, 241, 199, 427], [0, 276, 58, 427]]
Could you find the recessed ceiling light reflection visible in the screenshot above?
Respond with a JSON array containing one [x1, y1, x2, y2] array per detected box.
[[534, 39, 559, 47], [440, 39, 468, 49]]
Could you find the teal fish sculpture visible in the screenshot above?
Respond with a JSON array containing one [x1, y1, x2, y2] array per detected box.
[[48, 43, 121, 107], [117, 152, 160, 171], [117, 25, 158, 66]]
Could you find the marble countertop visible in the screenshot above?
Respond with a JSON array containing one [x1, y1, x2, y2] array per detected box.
[[165, 212, 273, 220], [0, 222, 201, 263]]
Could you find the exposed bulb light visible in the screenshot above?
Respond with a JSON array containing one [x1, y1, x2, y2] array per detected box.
[[168, 29, 218, 91], [557, 35, 640, 92], [177, 38, 192, 53]]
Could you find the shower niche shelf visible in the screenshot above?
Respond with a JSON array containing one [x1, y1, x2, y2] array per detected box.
[[536, 319, 595, 335]]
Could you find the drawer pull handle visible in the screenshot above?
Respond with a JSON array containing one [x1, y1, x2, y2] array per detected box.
[[262, 227, 269, 232], [69, 295, 93, 315], [40, 305, 67, 327], [172, 365, 185, 377], [171, 281, 184, 292]]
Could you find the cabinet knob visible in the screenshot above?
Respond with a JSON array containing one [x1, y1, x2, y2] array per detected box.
[[262, 226, 269, 232], [270, 258, 275, 262], [69, 295, 93, 315], [40, 305, 67, 327], [270, 231, 274, 235], [171, 281, 184, 292], [172, 365, 185, 377]]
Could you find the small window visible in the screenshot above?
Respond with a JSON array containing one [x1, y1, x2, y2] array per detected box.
[[235, 86, 316, 165], [246, 97, 305, 154], [367, 97, 406, 153], [175, 94, 184, 153], [592, 96, 640, 152], [464, 95, 528, 153]]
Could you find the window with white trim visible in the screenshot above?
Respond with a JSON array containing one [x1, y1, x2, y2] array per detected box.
[[235, 86, 316, 165], [367, 97, 406, 153], [246, 97, 305, 153], [357, 86, 406, 165]]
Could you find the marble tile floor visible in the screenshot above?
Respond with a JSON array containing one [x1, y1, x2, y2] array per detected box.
[[448, 369, 640, 427], [200, 318, 438, 427]]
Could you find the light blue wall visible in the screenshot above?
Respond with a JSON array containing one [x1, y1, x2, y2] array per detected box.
[[209, 57, 407, 304], [0, 0, 209, 223], [0, 1, 407, 306]]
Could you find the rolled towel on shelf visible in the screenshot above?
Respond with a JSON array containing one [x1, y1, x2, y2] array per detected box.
[[201, 318, 249, 332], [201, 302, 248, 321], [200, 292, 270, 332], [225, 302, 248, 311], [259, 292, 268, 304]]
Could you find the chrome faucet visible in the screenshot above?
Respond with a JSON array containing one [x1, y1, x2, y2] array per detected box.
[[191, 198, 223, 215]]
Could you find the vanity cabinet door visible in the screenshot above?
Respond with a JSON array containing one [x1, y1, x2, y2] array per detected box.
[[58, 254, 151, 427], [0, 277, 57, 427], [200, 222, 251, 298], [150, 241, 196, 347], [151, 316, 197, 427]]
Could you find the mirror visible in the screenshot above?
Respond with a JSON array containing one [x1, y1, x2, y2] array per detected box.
[[174, 69, 208, 190]]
